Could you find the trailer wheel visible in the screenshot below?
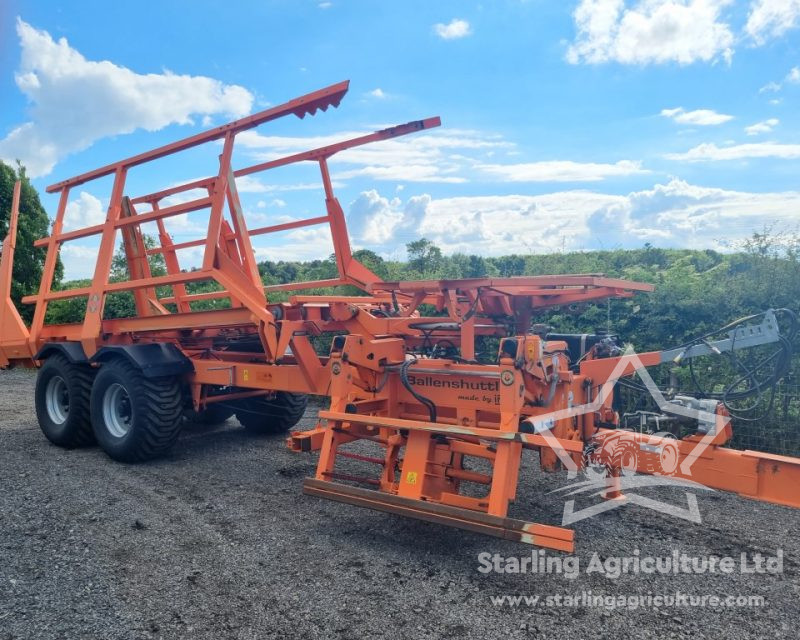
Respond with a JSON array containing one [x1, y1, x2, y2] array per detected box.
[[234, 392, 308, 434], [90, 359, 184, 462], [34, 354, 95, 448], [194, 403, 235, 425]]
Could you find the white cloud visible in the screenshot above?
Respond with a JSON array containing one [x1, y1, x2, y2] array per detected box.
[[237, 128, 513, 183], [57, 180, 800, 273], [350, 180, 800, 256], [368, 88, 387, 99], [134, 187, 213, 236], [0, 19, 253, 177], [63, 192, 105, 230], [236, 130, 363, 150], [159, 187, 209, 208], [745, 0, 800, 44], [660, 107, 734, 125], [476, 160, 647, 182], [349, 190, 405, 244], [567, 0, 735, 66], [234, 175, 272, 193], [744, 118, 779, 135], [60, 243, 103, 279], [589, 179, 800, 248], [232, 175, 328, 193], [347, 190, 626, 255], [758, 66, 800, 94], [348, 190, 434, 247], [433, 19, 472, 40], [337, 165, 467, 183], [666, 141, 800, 161], [253, 227, 334, 262], [239, 128, 650, 185], [415, 192, 625, 254], [318, 2, 333, 8]]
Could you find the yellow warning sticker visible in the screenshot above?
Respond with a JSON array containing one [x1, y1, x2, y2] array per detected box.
[[243, 369, 249, 382], [406, 471, 418, 485]]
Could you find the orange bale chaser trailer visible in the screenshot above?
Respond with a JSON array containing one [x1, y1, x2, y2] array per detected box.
[[2, 81, 799, 551]]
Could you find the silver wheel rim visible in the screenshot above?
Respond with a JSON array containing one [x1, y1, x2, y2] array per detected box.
[[45, 375, 69, 425], [102, 383, 133, 438]]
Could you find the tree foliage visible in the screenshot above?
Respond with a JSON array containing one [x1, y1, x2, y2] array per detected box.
[[406, 238, 443, 276], [41, 232, 800, 351], [0, 160, 61, 322], [46, 235, 168, 323]]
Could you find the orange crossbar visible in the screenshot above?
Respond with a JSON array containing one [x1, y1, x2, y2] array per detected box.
[[21, 270, 214, 304], [319, 411, 585, 453], [371, 275, 655, 294], [33, 196, 213, 248]]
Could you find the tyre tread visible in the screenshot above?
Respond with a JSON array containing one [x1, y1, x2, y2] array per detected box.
[[92, 359, 184, 462], [35, 354, 95, 448], [234, 392, 308, 434]]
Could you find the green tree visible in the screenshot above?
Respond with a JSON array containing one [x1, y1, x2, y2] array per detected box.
[[351, 248, 389, 280], [492, 254, 525, 277], [406, 238, 442, 276], [104, 235, 168, 318], [0, 161, 62, 322], [46, 235, 168, 322]]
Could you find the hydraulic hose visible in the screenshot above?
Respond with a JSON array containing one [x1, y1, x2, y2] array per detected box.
[[400, 357, 437, 423]]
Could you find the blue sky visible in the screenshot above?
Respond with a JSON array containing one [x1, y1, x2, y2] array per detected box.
[[1, 0, 799, 280]]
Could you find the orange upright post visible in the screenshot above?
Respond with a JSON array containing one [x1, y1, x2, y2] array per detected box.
[[0, 181, 33, 366]]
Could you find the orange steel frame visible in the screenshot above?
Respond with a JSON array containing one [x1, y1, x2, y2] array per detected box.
[[2, 81, 799, 552]]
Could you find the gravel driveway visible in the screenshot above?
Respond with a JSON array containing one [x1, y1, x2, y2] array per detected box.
[[1, 368, 798, 639]]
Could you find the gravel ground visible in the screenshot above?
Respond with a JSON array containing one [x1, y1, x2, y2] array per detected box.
[[1, 367, 798, 639]]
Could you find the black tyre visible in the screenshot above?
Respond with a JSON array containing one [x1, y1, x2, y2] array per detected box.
[[34, 355, 95, 448], [194, 403, 235, 425], [234, 392, 308, 434], [90, 359, 184, 462]]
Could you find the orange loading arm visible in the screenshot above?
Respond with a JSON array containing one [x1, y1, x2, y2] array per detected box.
[[590, 426, 800, 509], [577, 309, 800, 510]]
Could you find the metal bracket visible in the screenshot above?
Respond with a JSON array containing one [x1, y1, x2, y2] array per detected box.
[[660, 309, 781, 364]]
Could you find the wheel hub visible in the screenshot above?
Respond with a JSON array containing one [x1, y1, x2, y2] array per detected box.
[[103, 383, 133, 438], [45, 375, 69, 425]]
